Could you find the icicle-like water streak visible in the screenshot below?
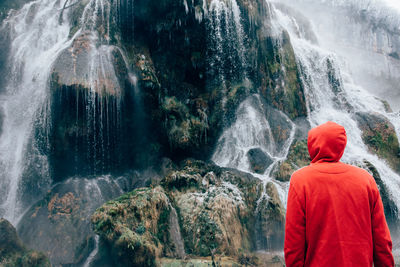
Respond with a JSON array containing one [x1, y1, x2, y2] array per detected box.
[[0, 0, 72, 223], [206, 0, 248, 90]]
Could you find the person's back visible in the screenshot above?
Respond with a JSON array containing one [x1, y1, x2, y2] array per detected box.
[[284, 121, 394, 267]]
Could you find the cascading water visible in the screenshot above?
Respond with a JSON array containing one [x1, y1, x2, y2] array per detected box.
[[0, 0, 136, 223], [276, 0, 400, 111], [0, 0, 72, 223], [271, 1, 400, 212], [210, 0, 400, 252], [205, 0, 248, 95], [168, 202, 186, 259]]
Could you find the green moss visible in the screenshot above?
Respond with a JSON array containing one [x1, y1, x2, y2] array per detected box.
[[156, 207, 171, 245], [259, 31, 307, 119], [274, 139, 309, 181], [196, 211, 222, 256]]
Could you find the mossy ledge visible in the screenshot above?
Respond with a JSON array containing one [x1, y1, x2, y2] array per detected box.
[[0, 219, 50, 267], [91, 159, 285, 266]]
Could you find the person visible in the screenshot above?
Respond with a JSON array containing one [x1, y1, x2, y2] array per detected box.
[[284, 121, 394, 267]]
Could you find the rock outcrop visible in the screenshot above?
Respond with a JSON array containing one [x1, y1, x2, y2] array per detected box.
[[273, 139, 309, 181], [92, 160, 286, 266], [0, 219, 50, 267], [356, 112, 400, 172], [17, 174, 147, 266]]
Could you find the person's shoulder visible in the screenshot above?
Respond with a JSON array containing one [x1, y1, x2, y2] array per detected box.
[[343, 163, 376, 183], [344, 163, 373, 175], [290, 165, 312, 183]]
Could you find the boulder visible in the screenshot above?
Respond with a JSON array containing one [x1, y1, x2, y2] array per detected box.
[[91, 160, 277, 263], [0, 219, 50, 267], [17, 175, 143, 266], [355, 112, 400, 172], [247, 148, 273, 174]]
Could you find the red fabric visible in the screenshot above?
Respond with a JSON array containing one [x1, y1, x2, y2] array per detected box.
[[284, 121, 394, 267]]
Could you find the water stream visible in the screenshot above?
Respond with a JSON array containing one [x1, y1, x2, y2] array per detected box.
[[0, 0, 72, 223]]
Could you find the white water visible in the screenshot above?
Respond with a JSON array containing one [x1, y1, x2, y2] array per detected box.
[[205, 0, 248, 95], [212, 0, 400, 222], [0, 0, 130, 224], [275, 0, 400, 111], [212, 93, 295, 208], [83, 235, 100, 267], [0, 0, 72, 223], [168, 203, 186, 259], [271, 1, 400, 211]]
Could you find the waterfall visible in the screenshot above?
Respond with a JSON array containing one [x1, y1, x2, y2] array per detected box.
[[0, 0, 135, 224], [168, 203, 186, 259], [205, 0, 248, 94], [271, 1, 400, 212], [0, 0, 72, 223], [275, 0, 400, 111], [83, 235, 100, 267], [210, 0, 400, 251]]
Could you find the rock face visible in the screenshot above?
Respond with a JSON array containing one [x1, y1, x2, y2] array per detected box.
[[360, 160, 399, 231], [356, 112, 400, 172], [0, 219, 50, 267], [92, 160, 286, 265], [17, 174, 147, 266], [273, 139, 310, 181], [247, 148, 273, 174], [255, 182, 286, 250]]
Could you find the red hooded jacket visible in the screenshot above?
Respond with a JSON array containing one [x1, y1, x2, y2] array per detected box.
[[284, 121, 394, 267]]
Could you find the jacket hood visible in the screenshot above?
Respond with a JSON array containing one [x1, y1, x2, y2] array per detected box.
[[307, 121, 347, 163]]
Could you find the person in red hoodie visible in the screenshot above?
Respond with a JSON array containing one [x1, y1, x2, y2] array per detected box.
[[284, 121, 394, 267]]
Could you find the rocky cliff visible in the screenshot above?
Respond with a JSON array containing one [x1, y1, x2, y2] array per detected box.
[[0, 0, 399, 266]]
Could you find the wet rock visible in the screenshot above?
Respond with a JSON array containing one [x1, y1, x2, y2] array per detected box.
[[17, 175, 140, 266], [92, 160, 269, 262], [255, 182, 285, 250], [273, 139, 310, 181], [360, 160, 399, 231], [47, 33, 145, 181], [247, 148, 273, 174], [92, 186, 170, 267], [0, 219, 50, 267], [0, 0, 32, 22], [264, 103, 295, 152], [355, 112, 400, 172]]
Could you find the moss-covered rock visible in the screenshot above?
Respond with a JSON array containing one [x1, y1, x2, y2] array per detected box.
[[161, 96, 209, 151], [273, 139, 310, 181], [163, 160, 263, 256], [92, 186, 170, 266], [0, 219, 50, 267], [355, 112, 400, 172], [358, 160, 398, 230], [17, 175, 139, 266], [255, 182, 286, 250], [91, 160, 279, 262]]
